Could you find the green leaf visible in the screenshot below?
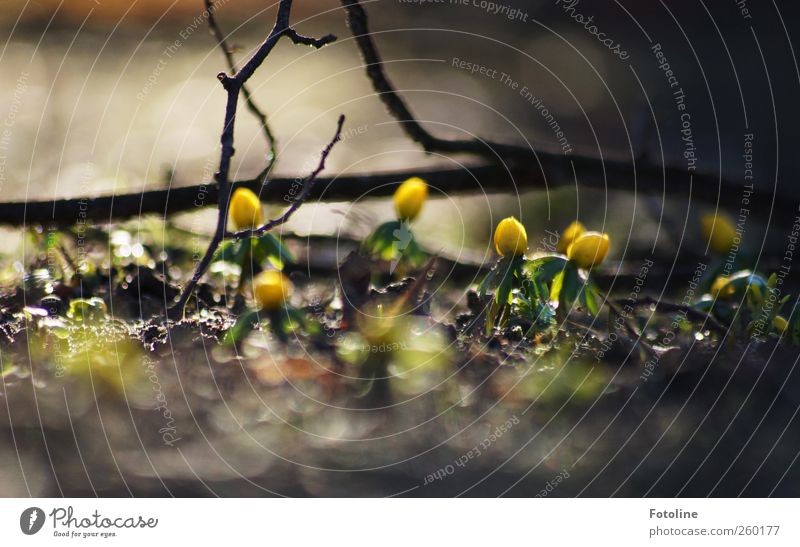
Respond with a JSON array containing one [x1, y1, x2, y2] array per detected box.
[[582, 283, 600, 316], [748, 282, 763, 306], [363, 221, 402, 257], [269, 314, 289, 343], [550, 270, 565, 306], [693, 296, 714, 313], [524, 254, 569, 283], [284, 307, 307, 330], [768, 272, 778, 289], [485, 299, 500, 336], [212, 240, 238, 263], [560, 265, 580, 310], [67, 297, 107, 322], [401, 234, 427, 266], [478, 266, 498, 299], [1, 360, 18, 378], [253, 233, 295, 270], [495, 264, 514, 306], [726, 270, 768, 298]]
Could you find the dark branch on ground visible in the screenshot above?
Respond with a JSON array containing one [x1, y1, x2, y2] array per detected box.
[[6, 159, 794, 228]]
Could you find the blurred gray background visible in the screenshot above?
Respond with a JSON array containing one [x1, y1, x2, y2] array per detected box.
[[0, 0, 797, 257]]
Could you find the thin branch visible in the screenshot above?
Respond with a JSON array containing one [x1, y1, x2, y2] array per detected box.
[[227, 115, 345, 239], [169, 0, 339, 319], [339, 0, 532, 162], [204, 0, 278, 177], [285, 28, 338, 48]]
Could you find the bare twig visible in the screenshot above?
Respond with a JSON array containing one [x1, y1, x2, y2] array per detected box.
[[169, 0, 340, 319], [227, 114, 345, 239], [340, 0, 612, 166], [285, 28, 337, 48], [1, 0, 795, 232], [340, 0, 508, 162], [204, 0, 278, 178]]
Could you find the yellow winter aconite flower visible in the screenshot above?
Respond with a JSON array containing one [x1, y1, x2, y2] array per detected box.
[[701, 213, 736, 255], [253, 270, 291, 310], [393, 177, 428, 221], [558, 220, 586, 253], [773, 315, 789, 333], [567, 231, 609, 269], [230, 188, 263, 230], [494, 216, 528, 257]]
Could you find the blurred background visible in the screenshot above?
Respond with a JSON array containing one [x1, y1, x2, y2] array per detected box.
[[0, 0, 798, 259]]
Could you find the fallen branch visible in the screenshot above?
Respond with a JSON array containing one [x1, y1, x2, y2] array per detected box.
[[5, 158, 792, 228]]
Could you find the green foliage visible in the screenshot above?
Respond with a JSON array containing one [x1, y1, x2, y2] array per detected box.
[[477, 252, 603, 338], [698, 269, 794, 341], [224, 306, 308, 345], [482, 255, 524, 335], [510, 287, 557, 335], [527, 254, 598, 314], [214, 233, 294, 276], [67, 297, 108, 322], [362, 220, 426, 267]]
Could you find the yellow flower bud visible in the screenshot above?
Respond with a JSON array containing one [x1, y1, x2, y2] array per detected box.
[[701, 213, 736, 255], [558, 220, 586, 253], [711, 275, 733, 299], [393, 177, 428, 221], [230, 188, 263, 230], [252, 270, 291, 311], [567, 231, 609, 269], [773, 315, 789, 333], [493, 216, 528, 257]]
